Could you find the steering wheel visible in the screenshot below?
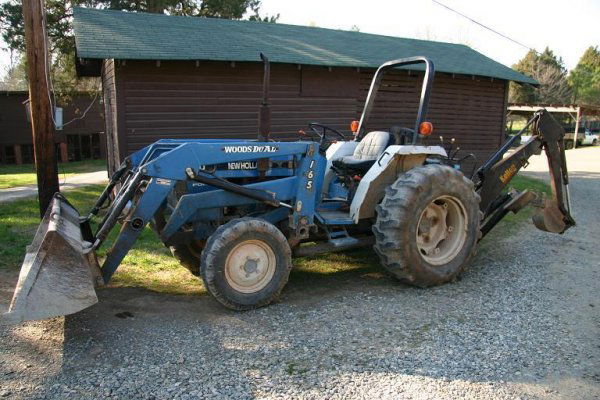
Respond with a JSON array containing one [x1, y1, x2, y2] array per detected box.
[[307, 122, 346, 147]]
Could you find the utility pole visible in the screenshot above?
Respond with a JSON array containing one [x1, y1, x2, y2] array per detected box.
[[22, 0, 60, 217]]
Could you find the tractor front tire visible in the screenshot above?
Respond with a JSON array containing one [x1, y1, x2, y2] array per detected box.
[[201, 218, 292, 310], [373, 165, 481, 287]]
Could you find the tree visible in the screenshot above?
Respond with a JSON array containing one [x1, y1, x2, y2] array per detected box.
[[1, 0, 277, 54], [0, 0, 277, 98], [530, 62, 572, 104], [509, 47, 571, 104], [569, 46, 600, 105], [0, 55, 28, 90]]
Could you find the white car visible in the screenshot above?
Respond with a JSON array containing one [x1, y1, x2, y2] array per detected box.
[[564, 128, 598, 149], [580, 129, 599, 146]]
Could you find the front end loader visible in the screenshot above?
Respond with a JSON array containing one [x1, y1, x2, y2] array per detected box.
[[3, 57, 575, 323]]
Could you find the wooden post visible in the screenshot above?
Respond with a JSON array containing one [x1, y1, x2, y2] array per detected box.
[[60, 142, 68, 163], [573, 106, 581, 150], [22, 0, 60, 217], [14, 144, 23, 165]]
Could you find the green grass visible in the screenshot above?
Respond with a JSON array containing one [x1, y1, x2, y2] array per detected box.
[[507, 118, 529, 135], [0, 159, 106, 189], [291, 248, 382, 285], [497, 174, 550, 228], [478, 174, 551, 252], [0, 184, 203, 295], [0, 175, 549, 295]]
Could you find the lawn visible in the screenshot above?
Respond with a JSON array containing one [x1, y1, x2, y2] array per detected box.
[[0, 175, 548, 295], [0, 159, 107, 189], [0, 184, 202, 295]]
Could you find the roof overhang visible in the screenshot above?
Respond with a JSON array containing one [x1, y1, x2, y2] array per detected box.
[[73, 8, 537, 84], [508, 103, 600, 116], [75, 52, 102, 77]]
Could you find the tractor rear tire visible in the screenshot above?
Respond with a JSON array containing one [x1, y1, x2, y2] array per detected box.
[[200, 218, 292, 311], [151, 211, 203, 276], [150, 186, 205, 276], [169, 241, 205, 275], [373, 165, 481, 287]]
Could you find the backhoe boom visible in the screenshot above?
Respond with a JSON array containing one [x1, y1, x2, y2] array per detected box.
[[477, 109, 575, 238]]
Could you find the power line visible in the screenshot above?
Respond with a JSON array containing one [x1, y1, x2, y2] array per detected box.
[[431, 0, 536, 52]]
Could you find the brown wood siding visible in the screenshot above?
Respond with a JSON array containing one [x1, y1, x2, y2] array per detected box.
[[112, 60, 507, 173], [54, 95, 105, 142], [0, 93, 30, 145], [0, 92, 104, 144], [117, 61, 358, 155], [102, 59, 119, 172], [358, 69, 507, 169]]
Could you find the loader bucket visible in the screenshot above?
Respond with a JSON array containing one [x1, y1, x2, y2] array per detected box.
[[3, 194, 101, 324]]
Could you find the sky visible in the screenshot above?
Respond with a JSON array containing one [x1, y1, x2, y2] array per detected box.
[[1, 0, 599, 77], [258, 0, 599, 71]]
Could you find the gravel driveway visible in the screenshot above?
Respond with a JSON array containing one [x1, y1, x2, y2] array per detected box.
[[0, 148, 598, 399]]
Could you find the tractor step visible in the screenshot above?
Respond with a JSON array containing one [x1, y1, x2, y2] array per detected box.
[[293, 235, 375, 257], [329, 236, 360, 248], [316, 210, 354, 225], [323, 225, 359, 247]]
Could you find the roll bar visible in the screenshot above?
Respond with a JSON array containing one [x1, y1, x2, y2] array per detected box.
[[356, 56, 435, 144]]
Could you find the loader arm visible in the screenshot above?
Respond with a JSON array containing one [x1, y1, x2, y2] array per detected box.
[[3, 139, 322, 323], [476, 109, 575, 238]]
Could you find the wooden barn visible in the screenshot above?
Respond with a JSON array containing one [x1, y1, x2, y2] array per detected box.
[[0, 90, 105, 164], [73, 8, 536, 174]]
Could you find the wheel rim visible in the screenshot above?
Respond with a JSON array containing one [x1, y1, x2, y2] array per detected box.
[[416, 195, 468, 265], [224, 239, 276, 293]]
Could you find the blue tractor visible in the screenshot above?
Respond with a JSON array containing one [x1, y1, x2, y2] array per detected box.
[[5, 57, 575, 322]]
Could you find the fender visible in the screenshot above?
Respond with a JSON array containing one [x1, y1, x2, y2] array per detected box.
[[350, 145, 447, 222]]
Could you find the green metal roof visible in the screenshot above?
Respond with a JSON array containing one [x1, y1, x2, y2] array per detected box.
[[73, 7, 536, 84]]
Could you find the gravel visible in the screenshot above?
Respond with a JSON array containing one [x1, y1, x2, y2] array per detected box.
[[1, 148, 599, 399]]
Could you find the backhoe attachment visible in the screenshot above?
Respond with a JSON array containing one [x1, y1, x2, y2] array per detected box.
[[477, 109, 575, 238]]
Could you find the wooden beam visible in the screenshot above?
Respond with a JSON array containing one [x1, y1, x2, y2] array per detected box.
[[14, 144, 23, 165], [22, 0, 59, 217], [508, 105, 579, 113], [60, 142, 68, 163], [573, 106, 580, 149]]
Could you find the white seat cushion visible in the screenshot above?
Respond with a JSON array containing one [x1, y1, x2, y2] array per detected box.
[[352, 131, 390, 160]]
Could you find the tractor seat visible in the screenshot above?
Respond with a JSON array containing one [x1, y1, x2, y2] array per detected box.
[[332, 131, 391, 173]]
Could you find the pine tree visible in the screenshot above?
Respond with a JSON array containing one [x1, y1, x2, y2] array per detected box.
[[569, 46, 600, 105], [509, 47, 571, 104]]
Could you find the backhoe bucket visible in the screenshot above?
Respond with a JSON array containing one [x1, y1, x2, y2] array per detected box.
[[3, 194, 101, 324], [532, 197, 569, 234]]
